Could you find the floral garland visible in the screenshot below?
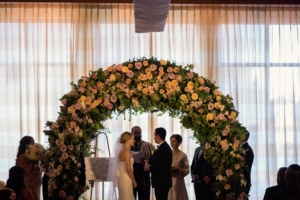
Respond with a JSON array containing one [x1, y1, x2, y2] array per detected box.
[[44, 57, 249, 200]]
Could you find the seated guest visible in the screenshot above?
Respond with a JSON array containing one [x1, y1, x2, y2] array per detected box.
[[289, 172, 300, 200], [6, 166, 33, 200], [270, 164, 300, 200], [263, 167, 287, 200], [0, 180, 5, 189], [0, 188, 16, 200]]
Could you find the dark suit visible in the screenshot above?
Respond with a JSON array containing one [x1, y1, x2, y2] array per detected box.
[[263, 183, 286, 200], [149, 141, 172, 200], [191, 147, 212, 200], [242, 142, 254, 195], [270, 183, 298, 200]]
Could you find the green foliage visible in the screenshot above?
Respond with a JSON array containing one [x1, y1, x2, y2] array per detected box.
[[44, 57, 248, 200]]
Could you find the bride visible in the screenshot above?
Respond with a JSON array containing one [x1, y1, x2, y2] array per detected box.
[[107, 131, 138, 200]]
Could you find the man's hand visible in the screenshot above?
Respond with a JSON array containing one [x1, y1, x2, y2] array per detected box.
[[203, 176, 211, 185], [144, 164, 149, 171], [192, 174, 200, 182]]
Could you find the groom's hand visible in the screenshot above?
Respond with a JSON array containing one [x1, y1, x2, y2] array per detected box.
[[144, 164, 149, 171]]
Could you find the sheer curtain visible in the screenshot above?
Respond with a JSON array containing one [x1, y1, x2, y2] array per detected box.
[[0, 3, 299, 200]]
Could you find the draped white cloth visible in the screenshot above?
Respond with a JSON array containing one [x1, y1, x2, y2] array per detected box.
[[0, 3, 300, 200]]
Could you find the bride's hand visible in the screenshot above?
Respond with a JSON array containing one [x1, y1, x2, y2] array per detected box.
[[133, 181, 138, 188]]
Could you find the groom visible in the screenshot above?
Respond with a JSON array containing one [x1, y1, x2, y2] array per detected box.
[[144, 127, 172, 200]]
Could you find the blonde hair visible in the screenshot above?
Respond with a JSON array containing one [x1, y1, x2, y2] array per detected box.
[[119, 131, 133, 144]]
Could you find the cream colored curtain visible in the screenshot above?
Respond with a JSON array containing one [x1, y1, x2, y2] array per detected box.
[[0, 3, 300, 200]]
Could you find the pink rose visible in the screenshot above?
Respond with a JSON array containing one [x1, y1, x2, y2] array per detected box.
[[83, 76, 89, 81], [208, 103, 214, 110], [107, 103, 113, 110], [55, 140, 60, 146], [135, 62, 142, 69], [61, 99, 67, 105], [78, 87, 85, 93], [187, 72, 194, 79], [226, 169, 233, 177], [110, 95, 118, 103], [126, 70, 134, 78], [167, 67, 173, 73], [168, 73, 175, 79], [222, 129, 228, 136], [116, 64, 123, 71], [67, 144, 74, 150], [60, 145, 67, 152], [61, 152, 68, 159], [75, 103, 81, 110], [176, 75, 182, 81], [59, 190, 66, 198], [91, 73, 98, 80], [74, 176, 79, 182], [150, 64, 157, 71], [67, 196, 74, 200], [204, 87, 210, 93]]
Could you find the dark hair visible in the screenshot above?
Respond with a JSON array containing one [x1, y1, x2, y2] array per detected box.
[[244, 130, 250, 141], [0, 189, 13, 200], [286, 164, 300, 182], [16, 136, 34, 164], [131, 126, 141, 132], [170, 134, 182, 144], [277, 167, 288, 181], [6, 166, 26, 198], [154, 127, 167, 140]]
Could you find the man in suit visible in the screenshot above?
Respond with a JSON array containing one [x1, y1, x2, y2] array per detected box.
[[131, 126, 155, 200], [191, 146, 212, 200], [144, 127, 172, 200], [263, 167, 287, 200], [242, 130, 254, 195], [271, 164, 300, 200]]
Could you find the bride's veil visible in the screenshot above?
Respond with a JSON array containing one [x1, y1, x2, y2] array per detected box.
[[106, 136, 122, 200]]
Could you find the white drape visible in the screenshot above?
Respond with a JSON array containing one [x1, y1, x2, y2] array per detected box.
[[0, 3, 299, 200]]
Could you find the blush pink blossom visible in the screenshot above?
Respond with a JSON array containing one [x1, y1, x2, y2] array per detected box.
[[83, 76, 89, 81], [78, 87, 85, 93], [168, 73, 175, 79], [226, 169, 233, 177], [150, 64, 157, 71], [67, 144, 74, 150], [91, 73, 98, 80], [208, 103, 214, 110], [105, 79, 111, 85], [59, 190, 66, 198], [61, 152, 69, 159], [55, 140, 60, 146], [135, 62, 142, 69], [222, 129, 229, 136], [67, 196, 74, 200], [167, 67, 173, 73], [103, 71, 109, 77], [204, 87, 210, 93], [61, 99, 67, 105], [110, 95, 118, 103], [116, 64, 122, 71], [60, 145, 67, 152], [187, 72, 194, 79], [176, 75, 182, 81], [74, 176, 79, 182], [75, 103, 81, 110], [107, 103, 114, 110], [126, 70, 134, 78]]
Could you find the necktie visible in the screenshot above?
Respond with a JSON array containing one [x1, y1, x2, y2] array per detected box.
[[134, 143, 139, 151]]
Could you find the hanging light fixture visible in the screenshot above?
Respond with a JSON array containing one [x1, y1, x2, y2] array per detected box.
[[133, 0, 171, 33]]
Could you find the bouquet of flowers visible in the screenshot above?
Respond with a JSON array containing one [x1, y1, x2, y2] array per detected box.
[[25, 143, 46, 161]]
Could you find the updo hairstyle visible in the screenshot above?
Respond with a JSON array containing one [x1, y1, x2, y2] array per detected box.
[[119, 131, 133, 144], [170, 134, 183, 144]]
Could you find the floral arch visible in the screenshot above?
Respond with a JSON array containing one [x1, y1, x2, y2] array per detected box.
[[44, 57, 248, 200]]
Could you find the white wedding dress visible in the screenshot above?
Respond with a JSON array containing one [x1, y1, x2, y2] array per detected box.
[[117, 158, 135, 200]]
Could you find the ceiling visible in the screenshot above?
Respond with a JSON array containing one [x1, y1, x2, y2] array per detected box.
[[3, 0, 300, 4]]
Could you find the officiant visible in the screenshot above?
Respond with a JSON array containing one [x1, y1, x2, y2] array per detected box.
[[131, 126, 155, 200]]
